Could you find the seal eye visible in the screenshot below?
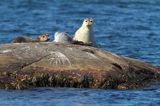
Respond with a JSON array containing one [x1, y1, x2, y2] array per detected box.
[[85, 20, 87, 22], [90, 20, 92, 22]]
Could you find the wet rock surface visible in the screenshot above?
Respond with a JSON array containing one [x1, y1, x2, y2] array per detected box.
[[0, 42, 159, 90]]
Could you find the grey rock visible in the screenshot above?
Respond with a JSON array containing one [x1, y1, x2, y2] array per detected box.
[[0, 42, 159, 90]]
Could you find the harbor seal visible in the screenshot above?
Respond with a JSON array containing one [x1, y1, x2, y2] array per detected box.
[[73, 18, 94, 45], [53, 31, 92, 46], [54, 32, 72, 44], [12, 33, 49, 43]]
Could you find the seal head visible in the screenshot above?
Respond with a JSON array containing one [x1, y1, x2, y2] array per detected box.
[[38, 33, 49, 42]]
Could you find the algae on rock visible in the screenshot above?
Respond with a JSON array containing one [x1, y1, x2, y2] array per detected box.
[[0, 42, 159, 90]]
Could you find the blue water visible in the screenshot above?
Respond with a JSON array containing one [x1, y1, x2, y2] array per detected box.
[[0, 0, 160, 106], [0, 86, 160, 106]]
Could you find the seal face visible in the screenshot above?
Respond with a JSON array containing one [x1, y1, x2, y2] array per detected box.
[[73, 18, 94, 45], [12, 33, 49, 43], [54, 32, 72, 44], [38, 33, 49, 42]]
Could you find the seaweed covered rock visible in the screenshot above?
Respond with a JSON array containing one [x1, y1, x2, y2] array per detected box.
[[0, 42, 159, 90]]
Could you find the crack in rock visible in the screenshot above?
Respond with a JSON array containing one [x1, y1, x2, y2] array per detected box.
[[21, 54, 51, 69]]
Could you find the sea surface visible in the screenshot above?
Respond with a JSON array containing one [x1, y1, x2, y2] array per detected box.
[[0, 0, 160, 106]]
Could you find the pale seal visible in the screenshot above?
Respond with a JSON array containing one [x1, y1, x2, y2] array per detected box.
[[73, 18, 94, 45], [54, 32, 72, 44]]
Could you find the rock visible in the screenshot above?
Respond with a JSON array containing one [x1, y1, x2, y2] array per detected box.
[[0, 42, 159, 90]]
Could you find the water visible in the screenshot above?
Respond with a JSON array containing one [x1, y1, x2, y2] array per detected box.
[[0, 86, 160, 106], [0, 0, 160, 105]]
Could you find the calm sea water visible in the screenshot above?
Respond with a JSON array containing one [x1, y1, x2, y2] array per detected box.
[[0, 0, 160, 106]]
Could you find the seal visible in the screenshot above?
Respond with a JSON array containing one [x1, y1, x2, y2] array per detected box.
[[54, 32, 72, 44], [53, 31, 92, 46], [73, 18, 94, 45], [12, 33, 49, 43]]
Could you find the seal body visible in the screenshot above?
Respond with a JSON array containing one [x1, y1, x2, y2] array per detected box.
[[54, 32, 72, 44], [73, 18, 94, 44], [12, 33, 49, 43], [12, 36, 34, 43]]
